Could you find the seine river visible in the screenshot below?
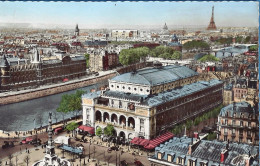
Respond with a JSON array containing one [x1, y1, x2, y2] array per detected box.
[[215, 45, 249, 59], [0, 82, 107, 131]]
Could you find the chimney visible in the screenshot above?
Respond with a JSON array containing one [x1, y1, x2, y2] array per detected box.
[[220, 149, 228, 163], [188, 137, 201, 155], [244, 155, 251, 166], [194, 132, 198, 139]]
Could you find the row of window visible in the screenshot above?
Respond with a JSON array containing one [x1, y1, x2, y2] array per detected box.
[[110, 84, 150, 93], [157, 153, 208, 166]]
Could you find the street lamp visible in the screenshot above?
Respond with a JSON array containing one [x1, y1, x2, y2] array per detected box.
[[88, 143, 90, 159]]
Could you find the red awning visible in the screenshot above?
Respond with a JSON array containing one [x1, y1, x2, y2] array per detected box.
[[143, 132, 174, 150], [144, 143, 156, 150], [54, 127, 63, 132], [130, 137, 140, 144], [139, 139, 150, 146], [63, 78, 69, 82], [78, 125, 95, 135]]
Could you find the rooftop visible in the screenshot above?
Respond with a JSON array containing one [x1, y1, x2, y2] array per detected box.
[[219, 101, 257, 118], [89, 79, 222, 107], [111, 65, 198, 86], [152, 136, 258, 166]]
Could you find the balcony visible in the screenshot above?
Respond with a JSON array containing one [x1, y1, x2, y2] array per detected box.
[[231, 133, 236, 137], [95, 121, 135, 131], [224, 132, 228, 136]]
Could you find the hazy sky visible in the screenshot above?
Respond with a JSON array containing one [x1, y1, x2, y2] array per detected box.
[[0, 1, 258, 28]]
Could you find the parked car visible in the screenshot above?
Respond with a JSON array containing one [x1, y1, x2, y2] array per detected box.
[[2, 141, 14, 149], [120, 160, 128, 166], [20, 137, 33, 144], [54, 127, 63, 135], [30, 138, 42, 146]]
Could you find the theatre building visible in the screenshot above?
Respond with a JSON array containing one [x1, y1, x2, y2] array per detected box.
[[82, 65, 223, 140]]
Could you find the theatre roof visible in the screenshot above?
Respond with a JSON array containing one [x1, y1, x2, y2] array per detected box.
[[110, 65, 198, 86]]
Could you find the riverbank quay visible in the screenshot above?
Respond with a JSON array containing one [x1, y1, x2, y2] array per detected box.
[[0, 70, 116, 106]]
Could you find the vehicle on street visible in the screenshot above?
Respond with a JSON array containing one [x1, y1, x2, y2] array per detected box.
[[2, 141, 14, 149], [20, 136, 33, 144]]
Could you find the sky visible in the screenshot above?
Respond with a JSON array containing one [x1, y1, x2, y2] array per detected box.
[[0, 1, 258, 29]]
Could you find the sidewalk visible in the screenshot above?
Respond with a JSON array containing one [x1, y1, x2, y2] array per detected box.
[[0, 118, 82, 139]]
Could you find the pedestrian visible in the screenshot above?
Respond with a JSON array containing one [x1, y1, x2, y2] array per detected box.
[[28, 149, 30, 154], [26, 147, 27, 151], [5, 161, 7, 165]]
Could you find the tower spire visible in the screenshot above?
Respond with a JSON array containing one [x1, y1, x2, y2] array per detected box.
[[207, 6, 217, 30]]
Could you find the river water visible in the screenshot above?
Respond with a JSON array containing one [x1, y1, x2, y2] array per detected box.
[[215, 45, 249, 59], [0, 82, 107, 131]]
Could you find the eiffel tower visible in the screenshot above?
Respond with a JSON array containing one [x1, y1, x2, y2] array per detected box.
[[207, 6, 217, 30]]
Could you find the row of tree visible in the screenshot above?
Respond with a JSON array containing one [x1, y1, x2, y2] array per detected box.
[[198, 54, 219, 62], [170, 104, 223, 136], [183, 40, 210, 51], [119, 46, 182, 65], [96, 124, 115, 137]]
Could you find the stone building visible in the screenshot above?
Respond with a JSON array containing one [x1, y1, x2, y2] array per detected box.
[[0, 48, 86, 92], [149, 136, 259, 166], [82, 65, 223, 140], [217, 102, 259, 145], [111, 30, 138, 38], [223, 84, 233, 106], [89, 50, 119, 72]]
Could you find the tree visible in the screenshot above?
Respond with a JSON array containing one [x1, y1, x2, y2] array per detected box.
[[65, 121, 79, 132], [207, 133, 217, 140], [171, 51, 182, 60], [96, 127, 102, 137], [57, 90, 85, 120], [104, 124, 115, 136], [244, 36, 251, 43], [249, 45, 258, 51], [23, 155, 30, 166], [198, 54, 219, 62], [84, 54, 90, 68], [119, 47, 149, 65]]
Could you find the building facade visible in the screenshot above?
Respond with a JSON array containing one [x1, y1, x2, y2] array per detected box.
[[217, 102, 259, 145], [0, 48, 86, 91], [111, 30, 138, 38], [89, 50, 119, 72], [82, 65, 223, 140]]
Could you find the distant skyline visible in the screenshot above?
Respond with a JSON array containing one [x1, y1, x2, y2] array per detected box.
[[0, 2, 258, 29]]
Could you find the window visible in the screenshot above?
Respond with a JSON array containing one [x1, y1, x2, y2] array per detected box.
[[146, 90, 150, 93], [232, 120, 236, 125], [111, 85, 114, 88], [122, 86, 125, 89], [119, 101, 122, 108], [157, 152, 162, 160], [128, 87, 131, 90], [134, 88, 137, 91], [140, 89, 143, 91], [167, 155, 172, 162], [140, 119, 144, 131], [117, 86, 119, 88], [240, 121, 243, 127], [178, 157, 184, 165], [224, 136, 227, 141], [248, 122, 251, 127]]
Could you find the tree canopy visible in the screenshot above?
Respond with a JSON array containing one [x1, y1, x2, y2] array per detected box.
[[150, 46, 182, 60], [183, 40, 210, 51], [249, 45, 258, 51], [84, 54, 90, 68], [96, 126, 102, 137], [119, 47, 149, 65], [103, 124, 115, 136], [56, 90, 85, 114], [65, 121, 79, 131], [198, 54, 219, 62]]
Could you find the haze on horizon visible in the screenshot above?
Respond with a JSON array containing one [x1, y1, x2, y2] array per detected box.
[[0, 1, 258, 29]]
